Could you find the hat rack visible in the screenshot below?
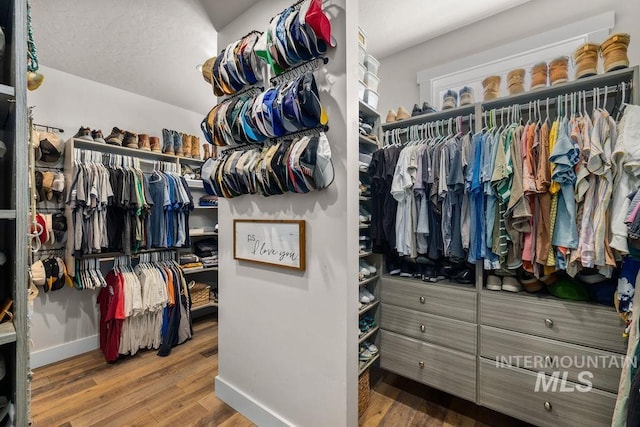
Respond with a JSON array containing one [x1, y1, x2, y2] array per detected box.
[[34, 123, 64, 133], [270, 56, 329, 86], [274, 123, 329, 143], [220, 86, 264, 105]]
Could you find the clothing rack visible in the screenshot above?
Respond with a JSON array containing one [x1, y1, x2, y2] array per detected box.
[[383, 114, 474, 146], [81, 248, 178, 263], [72, 148, 178, 173], [270, 56, 329, 86]]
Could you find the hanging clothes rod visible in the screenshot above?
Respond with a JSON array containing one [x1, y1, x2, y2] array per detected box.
[[387, 114, 474, 135]]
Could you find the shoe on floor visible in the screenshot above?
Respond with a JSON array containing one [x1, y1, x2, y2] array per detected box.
[[486, 275, 502, 291], [502, 276, 523, 293], [74, 127, 92, 141]]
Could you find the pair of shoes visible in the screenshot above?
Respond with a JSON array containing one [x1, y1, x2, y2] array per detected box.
[[411, 102, 438, 116], [359, 242, 371, 253], [162, 128, 182, 156], [486, 274, 523, 292], [359, 341, 379, 361], [421, 264, 445, 282], [362, 341, 378, 355], [517, 268, 544, 292], [359, 182, 370, 197], [359, 287, 376, 304], [359, 315, 376, 336], [74, 127, 105, 143], [385, 106, 411, 123], [103, 127, 141, 149], [359, 260, 376, 277], [443, 86, 475, 110]]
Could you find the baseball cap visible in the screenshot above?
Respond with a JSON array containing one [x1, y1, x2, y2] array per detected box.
[[304, 0, 336, 48], [39, 132, 64, 163]]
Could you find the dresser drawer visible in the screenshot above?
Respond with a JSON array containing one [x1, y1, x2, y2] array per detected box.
[[480, 326, 622, 393], [381, 303, 476, 354], [479, 358, 616, 427], [381, 276, 476, 323], [380, 330, 476, 402], [480, 292, 626, 353]]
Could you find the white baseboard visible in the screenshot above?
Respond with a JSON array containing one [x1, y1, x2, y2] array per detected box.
[[215, 376, 292, 427], [30, 334, 99, 368]]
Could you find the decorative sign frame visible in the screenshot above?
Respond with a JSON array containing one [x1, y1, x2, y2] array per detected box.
[[233, 219, 306, 271]]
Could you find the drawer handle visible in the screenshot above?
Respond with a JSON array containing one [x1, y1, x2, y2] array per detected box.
[[418, 361, 425, 368], [544, 401, 552, 412], [420, 324, 425, 333], [419, 296, 425, 304], [544, 318, 554, 328]]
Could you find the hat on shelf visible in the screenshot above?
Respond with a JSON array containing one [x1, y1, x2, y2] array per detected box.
[[38, 131, 64, 163], [573, 43, 600, 79], [459, 86, 474, 106], [549, 56, 569, 86], [442, 90, 458, 110], [600, 32, 631, 72], [530, 62, 548, 90], [507, 68, 525, 95], [482, 75, 501, 101]]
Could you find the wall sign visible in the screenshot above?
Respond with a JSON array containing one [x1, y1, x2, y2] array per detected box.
[[233, 219, 306, 271]]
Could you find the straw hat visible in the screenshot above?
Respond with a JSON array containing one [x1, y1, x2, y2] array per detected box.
[[482, 75, 501, 101], [507, 68, 525, 95], [549, 56, 569, 86], [572, 43, 600, 79], [601, 33, 630, 72], [530, 62, 548, 90]]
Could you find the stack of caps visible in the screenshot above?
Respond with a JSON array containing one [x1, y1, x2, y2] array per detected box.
[[201, 0, 336, 95], [507, 68, 525, 95], [459, 86, 474, 106], [31, 257, 72, 292], [530, 62, 548, 90], [549, 56, 569, 86], [442, 90, 458, 110], [601, 33, 631, 72], [202, 72, 328, 147], [573, 43, 600, 79], [482, 75, 501, 101]]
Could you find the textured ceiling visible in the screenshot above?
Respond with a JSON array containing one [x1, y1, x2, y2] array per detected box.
[[359, 0, 533, 59], [31, 0, 219, 115]]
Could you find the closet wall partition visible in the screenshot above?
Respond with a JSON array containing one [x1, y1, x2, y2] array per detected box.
[[378, 66, 638, 427]]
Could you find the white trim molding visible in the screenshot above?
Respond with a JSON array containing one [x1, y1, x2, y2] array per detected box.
[[417, 11, 615, 108], [30, 334, 99, 369]]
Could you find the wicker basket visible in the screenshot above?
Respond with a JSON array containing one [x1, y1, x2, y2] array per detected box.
[[358, 368, 371, 418], [189, 282, 211, 307]]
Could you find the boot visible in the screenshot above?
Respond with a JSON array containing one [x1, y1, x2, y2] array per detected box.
[[149, 136, 161, 153], [191, 136, 201, 160], [138, 134, 150, 151], [173, 130, 183, 157], [106, 127, 125, 146], [124, 131, 138, 149], [162, 128, 174, 155], [203, 144, 211, 160], [182, 133, 191, 158]]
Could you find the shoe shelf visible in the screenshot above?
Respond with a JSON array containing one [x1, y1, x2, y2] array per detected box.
[[359, 251, 373, 258], [183, 266, 219, 275], [359, 196, 371, 201], [359, 224, 370, 229], [359, 274, 380, 287], [70, 138, 206, 165], [385, 274, 476, 291], [0, 210, 16, 220], [0, 322, 16, 346], [359, 100, 379, 119], [194, 205, 218, 210], [189, 231, 218, 237], [359, 353, 380, 376], [359, 326, 380, 345], [359, 300, 379, 316]]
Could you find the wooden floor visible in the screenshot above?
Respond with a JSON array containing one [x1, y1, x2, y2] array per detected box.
[[32, 316, 530, 426]]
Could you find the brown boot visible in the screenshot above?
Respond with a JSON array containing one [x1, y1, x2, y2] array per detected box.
[[124, 131, 138, 149], [203, 144, 211, 160], [149, 136, 161, 153], [182, 133, 191, 158], [138, 134, 150, 151], [191, 136, 201, 160]]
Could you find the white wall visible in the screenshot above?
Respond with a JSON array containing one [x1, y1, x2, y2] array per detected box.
[[28, 65, 209, 368], [376, 0, 640, 117], [214, 1, 360, 426]]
